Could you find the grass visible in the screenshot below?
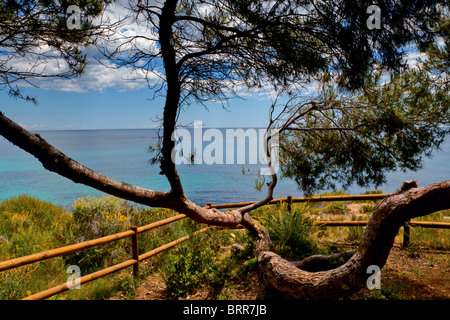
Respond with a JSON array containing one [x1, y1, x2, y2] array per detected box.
[[0, 193, 448, 300], [0, 194, 197, 300], [0, 195, 71, 299], [408, 210, 450, 250], [0, 194, 258, 300]]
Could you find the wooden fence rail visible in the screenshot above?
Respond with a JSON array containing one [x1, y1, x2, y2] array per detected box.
[[313, 220, 450, 228], [0, 213, 187, 273], [205, 193, 391, 209], [22, 227, 212, 300], [0, 193, 449, 300]]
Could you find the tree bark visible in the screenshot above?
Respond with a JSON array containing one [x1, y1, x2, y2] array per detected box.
[[2, 113, 449, 299], [0, 112, 245, 227], [255, 180, 450, 299], [1, 0, 448, 301], [0, 112, 172, 207], [159, 0, 185, 197], [291, 250, 355, 272]]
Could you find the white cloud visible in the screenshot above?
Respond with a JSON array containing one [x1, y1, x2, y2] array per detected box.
[[19, 123, 48, 130], [35, 61, 160, 93], [3, 0, 162, 94], [403, 50, 427, 69]]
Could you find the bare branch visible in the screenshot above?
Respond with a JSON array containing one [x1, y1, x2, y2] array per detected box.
[[0, 112, 172, 207], [173, 15, 244, 34], [0, 112, 249, 228], [291, 250, 355, 271]]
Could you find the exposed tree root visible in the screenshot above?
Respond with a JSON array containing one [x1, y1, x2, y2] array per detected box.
[[291, 250, 355, 272], [2, 112, 449, 300], [249, 181, 450, 299]]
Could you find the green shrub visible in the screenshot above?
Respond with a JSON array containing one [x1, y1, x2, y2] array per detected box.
[[0, 194, 229, 300], [312, 190, 351, 214], [160, 232, 220, 299], [160, 227, 256, 299], [70, 195, 132, 239], [254, 203, 318, 259], [359, 204, 376, 213], [64, 195, 134, 273], [0, 262, 41, 300], [322, 201, 349, 214]]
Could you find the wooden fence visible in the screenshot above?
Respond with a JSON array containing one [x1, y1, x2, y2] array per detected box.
[[1, 194, 449, 300]]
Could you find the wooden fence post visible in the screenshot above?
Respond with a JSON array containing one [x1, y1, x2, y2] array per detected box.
[[403, 220, 411, 248], [131, 226, 139, 278], [287, 195, 292, 212]]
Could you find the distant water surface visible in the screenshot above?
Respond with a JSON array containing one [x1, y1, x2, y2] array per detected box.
[[0, 129, 449, 208]]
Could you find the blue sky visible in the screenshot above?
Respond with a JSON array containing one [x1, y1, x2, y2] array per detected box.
[[0, 1, 431, 132], [0, 84, 275, 130], [0, 1, 278, 131]]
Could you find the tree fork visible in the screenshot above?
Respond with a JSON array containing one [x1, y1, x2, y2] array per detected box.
[[0, 112, 246, 228]]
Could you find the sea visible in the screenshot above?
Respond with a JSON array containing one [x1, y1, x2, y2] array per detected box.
[[1, 129, 449, 209]]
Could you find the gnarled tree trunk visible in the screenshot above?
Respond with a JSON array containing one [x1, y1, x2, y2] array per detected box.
[[1, 0, 448, 301], [252, 180, 450, 299], [1, 110, 449, 299]]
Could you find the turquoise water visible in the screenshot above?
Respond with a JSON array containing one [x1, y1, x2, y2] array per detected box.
[[1, 129, 449, 208]]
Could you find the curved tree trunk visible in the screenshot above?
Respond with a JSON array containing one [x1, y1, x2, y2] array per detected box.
[[1, 0, 448, 301], [252, 180, 450, 299], [2, 110, 449, 299], [0, 112, 246, 227]]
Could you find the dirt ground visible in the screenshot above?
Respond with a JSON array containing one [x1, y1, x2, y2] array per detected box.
[[112, 203, 449, 300], [127, 245, 449, 300], [349, 246, 450, 300], [131, 271, 267, 300]]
